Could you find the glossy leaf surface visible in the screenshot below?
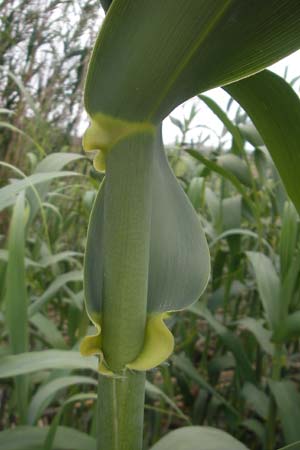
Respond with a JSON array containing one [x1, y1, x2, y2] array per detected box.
[[85, 0, 300, 123]]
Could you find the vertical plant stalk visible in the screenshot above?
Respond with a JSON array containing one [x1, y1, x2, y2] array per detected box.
[[266, 343, 283, 450], [97, 372, 146, 450], [97, 130, 154, 450], [5, 192, 29, 423]]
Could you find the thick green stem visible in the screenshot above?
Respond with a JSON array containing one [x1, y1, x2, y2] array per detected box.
[[102, 130, 154, 370], [96, 130, 154, 449], [97, 372, 146, 450]]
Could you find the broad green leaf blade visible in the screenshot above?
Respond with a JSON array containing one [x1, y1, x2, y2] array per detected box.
[[85, 0, 300, 123], [246, 251, 281, 331], [150, 426, 249, 450], [84, 132, 210, 320], [28, 375, 97, 424], [0, 351, 97, 378], [0, 426, 96, 450], [225, 70, 300, 214], [269, 380, 300, 444], [5, 192, 28, 422]]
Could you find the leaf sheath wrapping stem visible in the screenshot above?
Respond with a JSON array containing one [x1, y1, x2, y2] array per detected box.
[[102, 131, 154, 371]]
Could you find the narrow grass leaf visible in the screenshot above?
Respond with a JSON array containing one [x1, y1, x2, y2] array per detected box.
[[172, 354, 239, 416], [5, 192, 28, 422], [0, 351, 97, 378], [269, 380, 300, 444], [30, 314, 67, 350], [28, 270, 83, 316], [28, 376, 98, 424], [246, 251, 281, 331]]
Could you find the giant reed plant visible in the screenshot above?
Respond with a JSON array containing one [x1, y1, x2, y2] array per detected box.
[[79, 1, 300, 449]]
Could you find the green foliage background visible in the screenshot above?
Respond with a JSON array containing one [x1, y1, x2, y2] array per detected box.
[[1, 2, 300, 450]]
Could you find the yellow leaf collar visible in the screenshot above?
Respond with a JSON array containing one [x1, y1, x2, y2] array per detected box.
[[80, 313, 174, 376], [82, 113, 155, 172]]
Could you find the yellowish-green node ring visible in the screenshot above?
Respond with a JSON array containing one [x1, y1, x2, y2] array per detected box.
[[80, 312, 174, 376], [126, 313, 174, 371], [82, 112, 155, 172]]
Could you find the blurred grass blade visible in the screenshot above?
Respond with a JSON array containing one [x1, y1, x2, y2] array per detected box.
[[279, 202, 299, 280], [150, 426, 249, 450], [217, 154, 252, 188], [28, 270, 83, 316], [246, 252, 281, 332], [189, 305, 255, 383], [172, 354, 239, 416], [225, 70, 300, 213], [0, 351, 97, 378], [238, 317, 274, 356], [278, 442, 300, 450], [5, 192, 28, 423], [0, 121, 45, 156], [39, 251, 83, 268], [269, 380, 300, 444], [27, 153, 85, 224], [145, 380, 189, 422], [85, 0, 300, 123], [0, 426, 96, 450], [44, 393, 97, 450], [28, 376, 98, 425], [242, 383, 270, 420], [30, 314, 67, 350], [0, 171, 80, 213], [186, 149, 250, 199], [198, 95, 245, 157]]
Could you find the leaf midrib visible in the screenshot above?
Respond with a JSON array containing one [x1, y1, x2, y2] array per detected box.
[[147, 0, 233, 121]]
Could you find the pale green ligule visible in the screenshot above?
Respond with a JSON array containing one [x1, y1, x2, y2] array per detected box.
[[79, 321, 102, 357], [80, 312, 174, 374], [126, 313, 174, 371], [82, 112, 154, 171]]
